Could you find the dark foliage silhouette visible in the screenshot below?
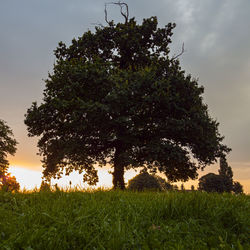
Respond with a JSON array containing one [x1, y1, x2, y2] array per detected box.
[[25, 6, 229, 189], [0, 119, 19, 192], [127, 172, 172, 191], [199, 157, 243, 193]]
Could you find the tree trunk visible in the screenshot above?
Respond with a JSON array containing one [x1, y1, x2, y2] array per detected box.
[[112, 146, 125, 189]]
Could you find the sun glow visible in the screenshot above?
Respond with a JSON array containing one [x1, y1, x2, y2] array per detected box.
[[9, 166, 43, 190], [8, 165, 138, 191], [8, 165, 249, 194]]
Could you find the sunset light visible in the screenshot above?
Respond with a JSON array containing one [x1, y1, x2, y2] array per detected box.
[[8, 165, 140, 191]]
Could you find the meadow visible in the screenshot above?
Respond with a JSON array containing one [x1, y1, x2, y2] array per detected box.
[[0, 190, 249, 249]]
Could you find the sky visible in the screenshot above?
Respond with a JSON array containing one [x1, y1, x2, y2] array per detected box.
[[0, 0, 249, 192]]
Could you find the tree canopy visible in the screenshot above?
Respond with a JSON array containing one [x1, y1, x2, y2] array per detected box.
[[25, 13, 230, 189]]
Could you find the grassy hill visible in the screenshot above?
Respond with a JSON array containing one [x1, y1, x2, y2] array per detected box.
[[0, 190, 249, 249]]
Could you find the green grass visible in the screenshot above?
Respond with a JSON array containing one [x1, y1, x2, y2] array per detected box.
[[0, 190, 249, 249]]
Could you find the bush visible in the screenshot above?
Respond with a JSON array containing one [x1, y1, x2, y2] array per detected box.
[[0, 174, 20, 192], [127, 172, 172, 191]]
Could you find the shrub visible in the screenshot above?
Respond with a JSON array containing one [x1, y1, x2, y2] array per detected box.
[[0, 174, 20, 192], [127, 172, 172, 191]]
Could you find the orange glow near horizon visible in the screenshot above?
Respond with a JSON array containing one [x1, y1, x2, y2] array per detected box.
[[8, 165, 139, 191], [8, 165, 250, 194]]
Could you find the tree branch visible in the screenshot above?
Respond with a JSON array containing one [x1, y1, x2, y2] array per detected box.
[[105, 1, 129, 24], [104, 3, 109, 24], [172, 42, 185, 60]]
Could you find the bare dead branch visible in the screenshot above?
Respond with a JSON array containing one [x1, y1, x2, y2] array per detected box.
[[112, 2, 129, 23], [105, 1, 129, 24], [172, 42, 185, 60], [104, 3, 109, 24]]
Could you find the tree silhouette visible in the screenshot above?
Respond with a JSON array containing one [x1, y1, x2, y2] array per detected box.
[[198, 173, 225, 193], [219, 156, 233, 192], [127, 172, 172, 191], [25, 6, 230, 189], [232, 181, 243, 194], [0, 119, 19, 192], [198, 157, 243, 193], [0, 173, 20, 192]]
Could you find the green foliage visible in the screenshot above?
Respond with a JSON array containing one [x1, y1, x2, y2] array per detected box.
[[24, 13, 230, 188], [0, 191, 249, 249]]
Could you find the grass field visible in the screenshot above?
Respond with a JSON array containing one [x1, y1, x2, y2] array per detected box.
[[0, 190, 249, 249]]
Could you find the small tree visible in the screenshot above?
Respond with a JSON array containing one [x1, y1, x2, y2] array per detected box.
[[25, 4, 230, 189], [0, 173, 20, 192], [219, 156, 233, 192], [0, 119, 17, 176], [0, 119, 19, 192], [232, 181, 243, 194]]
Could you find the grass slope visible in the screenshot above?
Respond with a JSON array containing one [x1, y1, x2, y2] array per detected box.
[[0, 190, 249, 249]]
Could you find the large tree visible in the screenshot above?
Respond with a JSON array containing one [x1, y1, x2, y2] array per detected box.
[[25, 11, 229, 189]]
